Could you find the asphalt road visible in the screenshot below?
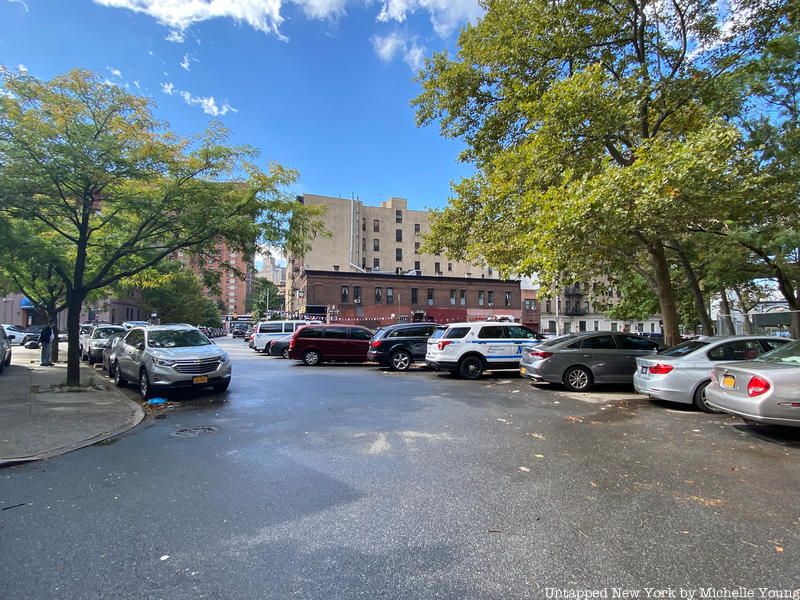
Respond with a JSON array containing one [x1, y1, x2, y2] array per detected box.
[[2, 337, 799, 599]]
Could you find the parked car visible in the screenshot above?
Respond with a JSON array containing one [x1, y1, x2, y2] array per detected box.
[[112, 324, 231, 400], [102, 331, 126, 372], [21, 324, 45, 345], [252, 320, 315, 352], [267, 334, 293, 359], [519, 332, 663, 391], [2, 324, 25, 346], [634, 335, 792, 411], [706, 339, 800, 427], [0, 327, 12, 373], [231, 324, 249, 338], [84, 325, 127, 365], [288, 324, 374, 365], [426, 321, 543, 379], [121, 320, 149, 330], [367, 322, 439, 371]]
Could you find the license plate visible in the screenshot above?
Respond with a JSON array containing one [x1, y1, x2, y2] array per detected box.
[[192, 376, 208, 384], [520, 367, 526, 376], [640, 366, 648, 374], [721, 374, 735, 389]]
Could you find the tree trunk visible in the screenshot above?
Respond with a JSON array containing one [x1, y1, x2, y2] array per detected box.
[[674, 243, 714, 335], [65, 293, 84, 386], [719, 289, 736, 335], [731, 286, 754, 335], [648, 240, 681, 347]]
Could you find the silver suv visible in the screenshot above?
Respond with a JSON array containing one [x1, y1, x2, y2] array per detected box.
[[112, 324, 231, 400]]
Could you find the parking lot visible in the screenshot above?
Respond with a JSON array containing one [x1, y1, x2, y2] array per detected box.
[[2, 336, 799, 598]]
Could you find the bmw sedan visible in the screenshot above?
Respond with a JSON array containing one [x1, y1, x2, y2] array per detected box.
[[706, 339, 800, 427], [634, 335, 791, 411], [520, 332, 663, 392]]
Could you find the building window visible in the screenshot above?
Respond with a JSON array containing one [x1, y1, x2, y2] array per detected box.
[[651, 323, 655, 333], [387, 287, 394, 304], [415, 242, 420, 254], [488, 267, 493, 276], [373, 258, 380, 269], [565, 300, 571, 313], [505, 291, 512, 307], [579, 320, 586, 332], [414, 223, 420, 234], [361, 257, 366, 269], [354, 286, 361, 303], [545, 300, 551, 313], [487, 290, 495, 306], [411, 288, 418, 304], [373, 219, 380, 233], [584, 301, 590, 313], [396, 210, 402, 223], [611, 322, 618, 332], [396, 229, 402, 242], [460, 289, 466, 306], [478, 290, 485, 306], [594, 321, 599, 331], [333, 265, 340, 271], [448, 263, 452, 272], [375, 287, 383, 303], [362, 238, 366, 251], [362, 218, 366, 231], [548, 320, 557, 333], [414, 261, 420, 272], [450, 289, 457, 305], [373, 239, 380, 251], [341, 286, 349, 304], [427, 288, 434, 305], [396, 248, 402, 262], [435, 262, 441, 274]]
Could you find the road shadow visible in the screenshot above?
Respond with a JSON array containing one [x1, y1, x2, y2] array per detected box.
[[731, 422, 800, 447]]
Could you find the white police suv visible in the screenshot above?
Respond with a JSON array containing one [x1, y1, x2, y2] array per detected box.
[[425, 321, 543, 379]]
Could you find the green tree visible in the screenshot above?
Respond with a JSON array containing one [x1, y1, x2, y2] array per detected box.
[[248, 278, 282, 321], [132, 266, 223, 327], [414, 0, 784, 346], [0, 69, 326, 384]]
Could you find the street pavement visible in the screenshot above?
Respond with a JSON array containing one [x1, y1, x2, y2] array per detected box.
[[1, 337, 799, 599], [0, 346, 144, 465]]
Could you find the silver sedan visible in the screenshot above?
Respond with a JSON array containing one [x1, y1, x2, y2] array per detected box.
[[634, 335, 791, 411], [706, 339, 800, 426]]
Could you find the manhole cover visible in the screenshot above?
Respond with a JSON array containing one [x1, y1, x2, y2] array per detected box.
[[171, 426, 218, 438]]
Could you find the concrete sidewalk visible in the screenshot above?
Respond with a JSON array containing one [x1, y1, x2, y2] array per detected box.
[[0, 346, 144, 465]]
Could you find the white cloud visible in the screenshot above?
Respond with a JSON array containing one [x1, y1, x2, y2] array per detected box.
[[17, 64, 28, 73], [109, 67, 123, 78], [377, 0, 482, 37], [7, 0, 28, 12], [133, 80, 141, 89], [371, 32, 426, 71], [160, 81, 175, 95], [178, 90, 237, 116], [165, 29, 185, 43], [293, 0, 346, 20], [147, 49, 155, 56], [180, 53, 191, 71]]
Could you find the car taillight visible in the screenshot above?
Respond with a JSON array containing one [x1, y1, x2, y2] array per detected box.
[[289, 337, 295, 350], [437, 340, 452, 351], [648, 364, 674, 375], [528, 350, 553, 359], [369, 340, 381, 348], [747, 376, 770, 397]]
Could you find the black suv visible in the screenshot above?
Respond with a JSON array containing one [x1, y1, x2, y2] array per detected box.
[[367, 322, 439, 371]]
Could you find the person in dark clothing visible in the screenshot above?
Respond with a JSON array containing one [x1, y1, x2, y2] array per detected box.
[[39, 324, 54, 366]]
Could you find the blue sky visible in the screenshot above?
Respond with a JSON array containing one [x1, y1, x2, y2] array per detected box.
[[0, 0, 482, 211]]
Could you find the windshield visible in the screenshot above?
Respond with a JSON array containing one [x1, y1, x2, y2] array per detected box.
[[93, 327, 125, 339], [429, 328, 447, 341], [658, 340, 709, 357], [540, 335, 575, 348], [756, 339, 800, 364], [148, 330, 211, 348]]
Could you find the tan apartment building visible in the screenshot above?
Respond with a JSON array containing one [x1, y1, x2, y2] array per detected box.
[[287, 194, 499, 312]]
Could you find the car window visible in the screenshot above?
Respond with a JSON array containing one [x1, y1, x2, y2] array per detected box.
[[726, 339, 765, 360], [148, 330, 210, 348], [429, 327, 447, 341], [350, 328, 372, 340], [297, 327, 323, 338], [324, 327, 350, 339], [756, 339, 800, 364], [659, 340, 708, 357], [125, 329, 144, 346], [761, 338, 790, 352], [444, 327, 471, 340], [93, 327, 124, 339], [478, 326, 505, 339], [259, 322, 283, 334], [387, 328, 407, 338], [580, 335, 617, 349], [617, 335, 659, 350], [505, 325, 539, 339]]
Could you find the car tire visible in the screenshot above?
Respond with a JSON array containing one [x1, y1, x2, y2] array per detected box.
[[213, 380, 230, 393], [303, 350, 321, 366], [139, 369, 151, 401], [281, 348, 290, 359], [4, 351, 10, 366], [113, 362, 127, 388], [458, 356, 485, 380], [563, 366, 593, 392], [0, 359, 4, 374], [692, 380, 720, 413], [390, 349, 412, 371]]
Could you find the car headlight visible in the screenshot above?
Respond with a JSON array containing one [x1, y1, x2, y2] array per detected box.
[[152, 357, 177, 367], [220, 353, 230, 363], [90, 340, 108, 348]]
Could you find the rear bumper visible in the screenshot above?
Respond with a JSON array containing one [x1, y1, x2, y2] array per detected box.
[[425, 359, 458, 371], [707, 388, 800, 427], [519, 365, 543, 381], [633, 373, 692, 404]]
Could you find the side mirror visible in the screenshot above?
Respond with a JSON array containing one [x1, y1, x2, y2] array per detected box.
[[8, 335, 14, 340], [137, 342, 145, 351]]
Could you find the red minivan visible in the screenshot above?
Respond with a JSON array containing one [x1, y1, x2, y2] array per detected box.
[[288, 324, 374, 366]]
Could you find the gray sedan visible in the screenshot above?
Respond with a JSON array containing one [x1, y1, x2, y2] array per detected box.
[[519, 332, 662, 392], [634, 335, 791, 411], [707, 339, 800, 427], [267, 334, 293, 358]]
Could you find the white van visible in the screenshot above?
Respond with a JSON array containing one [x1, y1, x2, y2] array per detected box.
[[252, 320, 317, 352]]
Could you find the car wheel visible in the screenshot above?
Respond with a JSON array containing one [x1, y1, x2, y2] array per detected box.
[[4, 351, 10, 366], [113, 362, 127, 388], [458, 356, 485, 380], [390, 349, 412, 371], [281, 348, 290, 359], [303, 350, 321, 366], [139, 369, 151, 401], [692, 380, 720, 413], [213, 380, 230, 393], [563, 366, 593, 392]]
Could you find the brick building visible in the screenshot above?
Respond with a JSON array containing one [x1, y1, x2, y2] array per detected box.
[[178, 242, 254, 317], [293, 270, 521, 327], [520, 288, 540, 331]]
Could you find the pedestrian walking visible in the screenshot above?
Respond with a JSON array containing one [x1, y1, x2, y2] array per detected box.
[[39, 323, 54, 366]]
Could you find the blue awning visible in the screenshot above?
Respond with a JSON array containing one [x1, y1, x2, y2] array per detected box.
[[19, 297, 35, 309]]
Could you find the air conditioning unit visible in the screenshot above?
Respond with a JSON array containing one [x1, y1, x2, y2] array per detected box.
[[354, 299, 361, 304]]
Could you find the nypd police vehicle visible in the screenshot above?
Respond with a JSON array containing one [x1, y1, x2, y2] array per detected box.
[[252, 320, 321, 353], [425, 321, 543, 379]]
